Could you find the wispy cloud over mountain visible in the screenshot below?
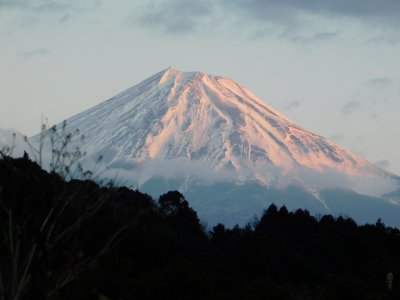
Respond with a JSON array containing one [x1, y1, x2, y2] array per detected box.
[[222, 0, 400, 25], [19, 48, 50, 58], [285, 101, 301, 110], [0, 0, 101, 27], [133, 0, 400, 42], [134, 0, 216, 34], [365, 77, 392, 90], [0, 0, 100, 12], [342, 101, 360, 115]]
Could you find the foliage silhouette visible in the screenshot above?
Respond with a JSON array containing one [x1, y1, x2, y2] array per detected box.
[[0, 156, 400, 299]]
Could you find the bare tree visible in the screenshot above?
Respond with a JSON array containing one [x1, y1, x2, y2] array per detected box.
[[24, 120, 92, 180], [0, 173, 147, 299], [0, 133, 16, 159], [0, 121, 130, 299]]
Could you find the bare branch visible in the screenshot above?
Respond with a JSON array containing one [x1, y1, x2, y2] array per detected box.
[[0, 268, 5, 300], [11, 240, 20, 298], [8, 211, 13, 256], [13, 244, 37, 300], [40, 208, 55, 233]]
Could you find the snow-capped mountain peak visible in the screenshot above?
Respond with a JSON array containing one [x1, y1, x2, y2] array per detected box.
[[29, 66, 398, 200], [28, 67, 400, 226], [58, 67, 387, 180]]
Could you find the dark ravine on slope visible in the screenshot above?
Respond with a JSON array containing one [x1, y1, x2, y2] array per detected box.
[[1, 155, 400, 300]]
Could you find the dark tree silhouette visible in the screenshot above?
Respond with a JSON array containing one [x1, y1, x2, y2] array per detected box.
[[158, 191, 204, 237], [1, 156, 400, 299]]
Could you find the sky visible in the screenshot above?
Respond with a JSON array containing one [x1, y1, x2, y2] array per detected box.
[[0, 0, 399, 174]]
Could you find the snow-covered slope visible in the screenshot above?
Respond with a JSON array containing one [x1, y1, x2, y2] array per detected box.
[[41, 67, 392, 181], [29, 67, 400, 226]]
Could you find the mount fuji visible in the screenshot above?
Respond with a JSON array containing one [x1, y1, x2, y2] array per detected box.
[[31, 67, 400, 226]]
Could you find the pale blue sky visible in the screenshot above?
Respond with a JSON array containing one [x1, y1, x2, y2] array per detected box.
[[0, 0, 399, 173]]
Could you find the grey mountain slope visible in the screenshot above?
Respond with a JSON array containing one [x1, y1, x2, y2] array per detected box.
[[140, 179, 400, 227]]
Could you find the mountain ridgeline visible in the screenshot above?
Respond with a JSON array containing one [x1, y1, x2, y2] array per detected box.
[[0, 155, 400, 299], [42, 67, 391, 177], [30, 67, 400, 227]]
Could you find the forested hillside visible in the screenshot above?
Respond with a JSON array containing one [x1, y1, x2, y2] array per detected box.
[[0, 155, 399, 299]]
